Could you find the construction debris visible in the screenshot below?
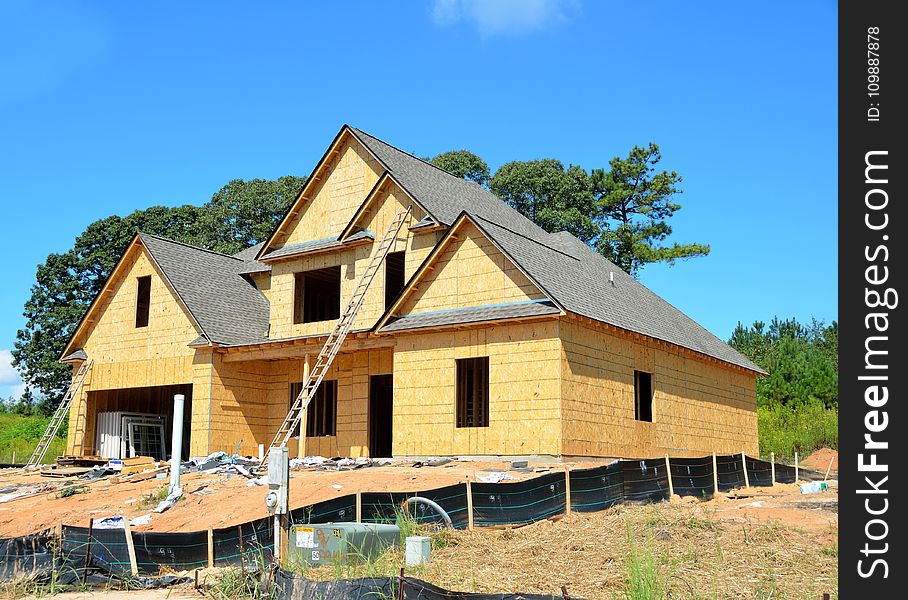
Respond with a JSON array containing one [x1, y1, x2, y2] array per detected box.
[[152, 488, 183, 513]]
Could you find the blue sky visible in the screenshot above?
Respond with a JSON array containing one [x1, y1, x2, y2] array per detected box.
[[0, 0, 837, 398]]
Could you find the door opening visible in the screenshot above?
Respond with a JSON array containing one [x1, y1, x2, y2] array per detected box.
[[369, 374, 393, 458]]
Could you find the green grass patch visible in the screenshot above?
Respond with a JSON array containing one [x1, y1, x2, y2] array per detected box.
[[758, 400, 837, 462], [0, 413, 67, 463]]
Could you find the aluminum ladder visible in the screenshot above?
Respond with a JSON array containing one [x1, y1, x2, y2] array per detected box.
[[26, 358, 93, 468], [269, 207, 411, 451]]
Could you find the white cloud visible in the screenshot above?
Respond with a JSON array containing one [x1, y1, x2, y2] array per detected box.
[[430, 0, 575, 36], [0, 349, 26, 400]]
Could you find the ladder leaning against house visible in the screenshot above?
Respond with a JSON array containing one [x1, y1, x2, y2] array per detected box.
[[26, 358, 93, 468], [269, 207, 411, 452]]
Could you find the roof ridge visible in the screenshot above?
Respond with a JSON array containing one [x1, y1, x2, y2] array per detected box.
[[138, 232, 245, 262], [349, 126, 481, 186], [470, 214, 581, 262]]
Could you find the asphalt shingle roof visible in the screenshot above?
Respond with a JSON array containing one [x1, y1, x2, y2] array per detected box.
[[139, 233, 271, 346], [260, 230, 375, 261], [380, 301, 561, 332], [109, 127, 763, 373]]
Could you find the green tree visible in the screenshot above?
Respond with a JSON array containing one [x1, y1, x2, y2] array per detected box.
[[592, 143, 709, 277], [12, 176, 305, 412], [729, 317, 839, 409], [489, 159, 598, 242], [196, 176, 306, 254], [430, 150, 491, 187]]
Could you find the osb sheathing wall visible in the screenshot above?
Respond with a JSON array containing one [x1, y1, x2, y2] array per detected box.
[[268, 229, 434, 340], [559, 317, 759, 458], [397, 221, 546, 316], [278, 136, 383, 247], [198, 348, 393, 458], [393, 320, 562, 457], [66, 246, 198, 454]]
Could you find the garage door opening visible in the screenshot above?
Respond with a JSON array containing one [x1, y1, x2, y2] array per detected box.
[[86, 384, 192, 460]]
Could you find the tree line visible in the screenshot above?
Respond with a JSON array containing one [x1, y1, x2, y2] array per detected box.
[[13, 142, 709, 411]]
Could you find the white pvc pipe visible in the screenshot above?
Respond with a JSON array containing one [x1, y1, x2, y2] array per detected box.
[[169, 394, 185, 493]]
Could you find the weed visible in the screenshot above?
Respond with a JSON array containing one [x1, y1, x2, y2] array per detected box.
[[821, 544, 838, 558], [138, 485, 171, 509], [624, 525, 666, 600]]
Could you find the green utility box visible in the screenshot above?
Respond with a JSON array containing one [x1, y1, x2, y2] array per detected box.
[[288, 522, 400, 566]]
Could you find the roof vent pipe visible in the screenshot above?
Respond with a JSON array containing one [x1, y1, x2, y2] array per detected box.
[[609, 271, 615, 286]]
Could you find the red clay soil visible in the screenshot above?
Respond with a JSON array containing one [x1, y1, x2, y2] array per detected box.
[[0, 459, 606, 538], [800, 448, 838, 474]]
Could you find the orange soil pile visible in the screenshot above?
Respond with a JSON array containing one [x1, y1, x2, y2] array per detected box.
[[800, 447, 838, 474]]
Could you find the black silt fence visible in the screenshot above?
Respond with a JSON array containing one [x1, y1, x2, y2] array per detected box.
[[568, 462, 624, 512], [714, 455, 746, 491], [668, 457, 715, 498], [290, 494, 357, 525], [0, 530, 56, 581], [360, 483, 470, 529], [744, 456, 774, 487], [774, 462, 797, 484], [622, 459, 670, 502], [212, 517, 273, 568], [132, 530, 209, 574], [61, 525, 132, 577], [471, 472, 567, 525]]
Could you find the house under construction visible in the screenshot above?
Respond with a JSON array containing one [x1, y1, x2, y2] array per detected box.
[[57, 125, 763, 462]]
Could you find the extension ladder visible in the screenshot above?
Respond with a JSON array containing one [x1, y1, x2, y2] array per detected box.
[[26, 358, 93, 468], [269, 207, 411, 451]]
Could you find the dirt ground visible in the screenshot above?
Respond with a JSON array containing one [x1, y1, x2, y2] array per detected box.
[[0, 458, 601, 537]]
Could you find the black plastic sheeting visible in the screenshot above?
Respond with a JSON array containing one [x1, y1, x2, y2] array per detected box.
[[714, 455, 747, 491], [0, 530, 56, 581], [62, 525, 132, 577], [360, 483, 470, 529], [668, 457, 715, 498], [744, 456, 774, 487], [472, 472, 567, 525], [274, 567, 563, 599], [774, 462, 797, 484], [291, 493, 357, 525], [622, 459, 670, 502], [212, 517, 273, 568], [568, 462, 624, 512], [133, 530, 210, 574]]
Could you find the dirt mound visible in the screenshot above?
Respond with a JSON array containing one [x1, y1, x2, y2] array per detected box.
[[801, 448, 837, 474]]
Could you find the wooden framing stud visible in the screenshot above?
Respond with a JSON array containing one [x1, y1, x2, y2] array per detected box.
[[207, 528, 214, 568], [564, 468, 572, 515], [466, 480, 475, 530], [123, 521, 138, 576], [712, 451, 719, 494], [664, 454, 674, 497], [741, 452, 750, 488]]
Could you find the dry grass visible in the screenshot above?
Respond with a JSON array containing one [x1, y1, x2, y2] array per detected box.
[[296, 498, 837, 599], [418, 503, 836, 599]]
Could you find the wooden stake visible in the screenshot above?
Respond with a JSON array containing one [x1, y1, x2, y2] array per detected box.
[[123, 521, 138, 576], [794, 452, 799, 483], [355, 491, 362, 523], [207, 528, 214, 568], [466, 480, 475, 530], [823, 456, 835, 483], [564, 468, 572, 515], [398, 567, 406, 600], [664, 454, 674, 497], [82, 518, 94, 585], [711, 452, 719, 494], [741, 452, 750, 488], [770, 452, 776, 485]]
